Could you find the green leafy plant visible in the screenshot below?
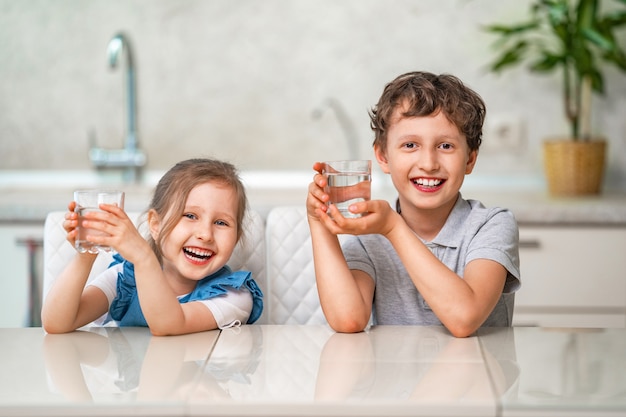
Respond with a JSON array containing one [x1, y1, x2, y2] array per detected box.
[[484, 0, 626, 140]]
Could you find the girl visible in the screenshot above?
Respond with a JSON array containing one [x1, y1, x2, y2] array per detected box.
[[42, 158, 263, 335]]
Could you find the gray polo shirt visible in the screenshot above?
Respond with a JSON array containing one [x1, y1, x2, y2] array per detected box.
[[342, 194, 521, 328]]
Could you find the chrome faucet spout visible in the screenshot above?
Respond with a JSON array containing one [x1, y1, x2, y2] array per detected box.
[[312, 98, 360, 160], [90, 32, 146, 183], [107, 33, 137, 152]]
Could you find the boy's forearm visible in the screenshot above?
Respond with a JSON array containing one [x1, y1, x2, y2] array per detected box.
[[384, 222, 483, 337], [309, 221, 371, 332]]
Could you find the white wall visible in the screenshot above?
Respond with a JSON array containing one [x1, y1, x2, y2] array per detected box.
[[1, 0, 625, 188]]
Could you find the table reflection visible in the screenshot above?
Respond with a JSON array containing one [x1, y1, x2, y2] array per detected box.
[[8, 326, 626, 416], [475, 327, 520, 399], [480, 327, 626, 411], [316, 326, 504, 402], [197, 325, 514, 408], [196, 325, 264, 399], [196, 325, 319, 401], [43, 327, 218, 403]]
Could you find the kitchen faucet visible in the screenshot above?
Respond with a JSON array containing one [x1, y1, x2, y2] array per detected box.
[[312, 97, 359, 160], [89, 32, 146, 182]]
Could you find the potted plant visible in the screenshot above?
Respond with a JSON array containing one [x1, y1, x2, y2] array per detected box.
[[484, 0, 626, 195]]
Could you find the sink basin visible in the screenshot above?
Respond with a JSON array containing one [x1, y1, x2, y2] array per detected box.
[[0, 170, 162, 190], [1, 169, 625, 225], [0, 168, 553, 223], [0, 169, 394, 222]]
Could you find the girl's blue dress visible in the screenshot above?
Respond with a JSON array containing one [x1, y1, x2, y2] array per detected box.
[[107, 254, 263, 326]]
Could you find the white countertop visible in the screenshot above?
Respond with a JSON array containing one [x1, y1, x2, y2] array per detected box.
[[1, 170, 626, 224], [477, 326, 626, 417], [0, 326, 221, 417], [189, 325, 496, 417], [0, 325, 625, 417]]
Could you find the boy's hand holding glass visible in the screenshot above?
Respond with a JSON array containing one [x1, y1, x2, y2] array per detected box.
[[322, 160, 371, 219]]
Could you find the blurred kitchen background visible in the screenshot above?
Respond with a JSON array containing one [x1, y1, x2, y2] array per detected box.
[[1, 0, 625, 183], [1, 0, 626, 328]]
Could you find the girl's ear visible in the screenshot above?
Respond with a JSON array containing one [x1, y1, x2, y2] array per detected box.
[[147, 209, 161, 241], [374, 145, 390, 174]]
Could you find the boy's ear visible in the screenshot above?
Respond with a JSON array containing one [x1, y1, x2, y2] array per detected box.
[[147, 209, 161, 240], [374, 145, 390, 174], [465, 150, 478, 174]]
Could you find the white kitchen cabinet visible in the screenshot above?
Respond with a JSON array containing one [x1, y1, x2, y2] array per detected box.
[[514, 226, 626, 328], [0, 223, 44, 327]]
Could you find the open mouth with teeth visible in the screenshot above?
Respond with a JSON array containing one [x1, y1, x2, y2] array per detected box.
[[412, 178, 445, 191], [183, 246, 214, 264]]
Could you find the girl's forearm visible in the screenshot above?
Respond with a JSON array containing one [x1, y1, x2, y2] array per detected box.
[[132, 257, 186, 332], [41, 253, 97, 333]]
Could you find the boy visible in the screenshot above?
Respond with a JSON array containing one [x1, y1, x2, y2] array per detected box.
[[306, 71, 520, 337]]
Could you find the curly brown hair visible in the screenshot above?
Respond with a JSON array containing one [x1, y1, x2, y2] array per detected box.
[[369, 71, 486, 153], [146, 158, 247, 264]]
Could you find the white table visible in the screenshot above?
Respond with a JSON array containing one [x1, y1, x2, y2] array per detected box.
[[188, 325, 496, 416], [478, 326, 626, 417], [0, 326, 220, 417], [1, 326, 625, 417]]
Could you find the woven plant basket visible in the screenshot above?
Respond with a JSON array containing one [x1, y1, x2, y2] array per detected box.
[[543, 139, 607, 196]]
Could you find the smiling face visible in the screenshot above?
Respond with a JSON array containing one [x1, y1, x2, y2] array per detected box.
[[149, 181, 239, 292], [375, 104, 477, 216]]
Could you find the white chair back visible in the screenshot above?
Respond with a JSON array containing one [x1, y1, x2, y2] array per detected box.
[[265, 206, 327, 325]]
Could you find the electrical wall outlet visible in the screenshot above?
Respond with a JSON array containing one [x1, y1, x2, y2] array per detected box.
[[482, 113, 525, 153]]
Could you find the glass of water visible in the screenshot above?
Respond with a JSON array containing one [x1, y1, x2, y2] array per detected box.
[[74, 189, 125, 254], [323, 160, 371, 219]]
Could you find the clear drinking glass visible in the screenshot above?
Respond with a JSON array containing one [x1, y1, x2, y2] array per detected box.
[[74, 189, 125, 254], [323, 160, 372, 219]]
